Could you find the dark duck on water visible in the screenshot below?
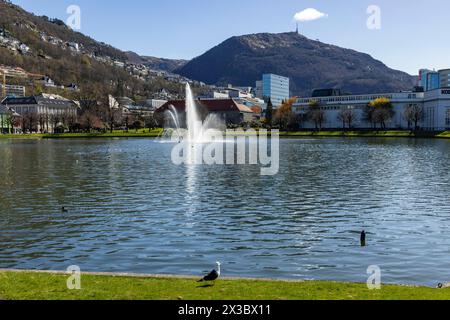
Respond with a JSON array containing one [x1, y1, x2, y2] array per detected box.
[[360, 230, 366, 247]]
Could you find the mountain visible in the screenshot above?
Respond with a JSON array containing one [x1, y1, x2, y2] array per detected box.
[[176, 32, 415, 97], [125, 52, 187, 73]]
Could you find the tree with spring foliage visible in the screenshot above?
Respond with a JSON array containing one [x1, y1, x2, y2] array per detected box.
[[365, 97, 394, 129], [274, 97, 297, 132]]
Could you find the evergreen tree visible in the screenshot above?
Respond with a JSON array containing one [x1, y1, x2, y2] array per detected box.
[[265, 98, 274, 127]]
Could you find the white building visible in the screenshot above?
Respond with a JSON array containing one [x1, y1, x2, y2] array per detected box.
[[1, 93, 80, 133], [293, 89, 450, 130]]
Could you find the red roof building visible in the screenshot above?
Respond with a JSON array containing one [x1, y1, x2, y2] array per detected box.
[[156, 98, 258, 125]]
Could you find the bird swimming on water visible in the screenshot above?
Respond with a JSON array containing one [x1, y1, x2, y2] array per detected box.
[[198, 262, 221, 283], [360, 230, 366, 247], [61, 206, 68, 213]]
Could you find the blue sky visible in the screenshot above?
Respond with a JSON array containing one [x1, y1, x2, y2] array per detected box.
[[11, 0, 450, 75]]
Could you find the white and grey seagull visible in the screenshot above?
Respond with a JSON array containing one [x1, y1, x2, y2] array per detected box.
[[198, 262, 221, 283]]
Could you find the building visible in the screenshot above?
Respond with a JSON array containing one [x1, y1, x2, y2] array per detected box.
[[427, 72, 440, 91], [122, 105, 155, 118], [293, 89, 450, 130], [157, 99, 258, 126], [40, 76, 56, 87], [144, 99, 168, 110], [1, 93, 79, 133], [255, 74, 290, 107], [439, 69, 450, 88], [0, 84, 25, 98], [418, 68, 450, 91]]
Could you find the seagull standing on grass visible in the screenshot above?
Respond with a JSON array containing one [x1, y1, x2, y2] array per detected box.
[[198, 262, 221, 282]]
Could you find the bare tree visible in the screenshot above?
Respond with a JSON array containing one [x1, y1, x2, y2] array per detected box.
[[307, 100, 326, 130], [107, 107, 122, 133], [38, 113, 49, 133], [22, 112, 38, 133], [337, 108, 357, 129], [49, 114, 61, 133], [403, 104, 423, 130]]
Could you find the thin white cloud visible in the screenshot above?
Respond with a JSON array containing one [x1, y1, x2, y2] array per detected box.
[[294, 8, 328, 22]]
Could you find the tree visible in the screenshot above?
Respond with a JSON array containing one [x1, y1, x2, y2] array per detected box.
[[366, 97, 394, 129], [265, 98, 274, 127], [49, 114, 61, 133], [307, 100, 326, 130], [337, 107, 357, 129], [403, 104, 423, 130], [274, 97, 297, 132], [38, 113, 49, 133], [123, 115, 131, 132], [131, 119, 144, 132], [22, 112, 37, 133], [107, 107, 122, 133]]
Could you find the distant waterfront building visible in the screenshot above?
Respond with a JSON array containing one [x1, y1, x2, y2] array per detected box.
[[1, 93, 79, 133], [293, 89, 450, 131], [255, 74, 290, 107], [427, 72, 440, 91], [418, 68, 450, 91], [157, 99, 259, 125], [439, 69, 450, 88]]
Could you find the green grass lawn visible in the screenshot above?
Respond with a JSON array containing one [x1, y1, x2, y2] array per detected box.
[[0, 271, 449, 300], [281, 130, 450, 138], [0, 129, 163, 139], [2, 130, 449, 140]]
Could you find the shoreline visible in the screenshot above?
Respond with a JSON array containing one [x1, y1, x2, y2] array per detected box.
[[1, 269, 449, 300], [0, 130, 449, 140]]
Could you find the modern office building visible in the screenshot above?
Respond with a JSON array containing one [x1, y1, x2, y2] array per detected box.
[[418, 69, 440, 91], [255, 74, 290, 107], [439, 69, 450, 88], [427, 72, 440, 91], [418, 68, 450, 91], [293, 89, 450, 130]]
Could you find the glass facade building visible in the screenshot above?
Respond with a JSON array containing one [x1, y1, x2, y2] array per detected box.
[[427, 73, 440, 91], [261, 74, 290, 107]]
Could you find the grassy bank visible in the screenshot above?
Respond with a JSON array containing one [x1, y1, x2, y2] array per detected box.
[[0, 270, 449, 300], [1, 130, 449, 140], [0, 129, 163, 139], [281, 130, 450, 139]]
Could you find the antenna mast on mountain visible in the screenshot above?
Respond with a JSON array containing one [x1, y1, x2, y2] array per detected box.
[[296, 22, 299, 34]]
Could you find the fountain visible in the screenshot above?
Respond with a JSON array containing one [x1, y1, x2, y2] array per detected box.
[[163, 83, 224, 144]]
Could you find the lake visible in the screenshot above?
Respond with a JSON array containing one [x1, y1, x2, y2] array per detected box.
[[0, 137, 449, 286]]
